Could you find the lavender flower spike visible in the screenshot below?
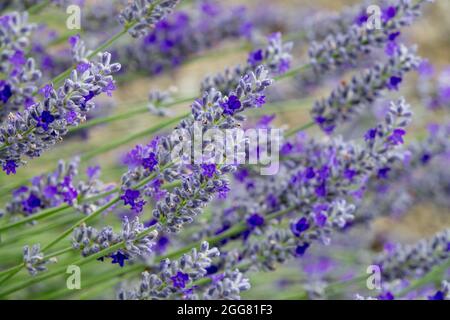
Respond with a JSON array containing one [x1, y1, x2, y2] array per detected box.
[[118, 0, 180, 38], [203, 269, 251, 300], [118, 241, 225, 300], [308, 0, 433, 73], [201, 32, 292, 95], [0, 52, 121, 174], [374, 228, 450, 282], [312, 44, 421, 133]]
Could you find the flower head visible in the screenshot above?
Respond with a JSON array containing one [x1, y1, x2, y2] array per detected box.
[[39, 84, 53, 98], [295, 243, 310, 256], [247, 213, 265, 227], [378, 291, 395, 300], [0, 81, 12, 103], [388, 76, 403, 90], [221, 95, 241, 115], [110, 251, 129, 267], [364, 128, 378, 141], [171, 271, 189, 289], [22, 194, 42, 213], [388, 128, 406, 145], [142, 153, 158, 171], [291, 217, 310, 237], [201, 163, 217, 178], [121, 189, 146, 213], [248, 49, 263, 66]]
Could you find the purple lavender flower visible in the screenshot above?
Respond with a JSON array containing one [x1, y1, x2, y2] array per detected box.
[[72, 217, 158, 260], [374, 229, 450, 282], [201, 164, 217, 178], [221, 95, 242, 115], [0, 158, 113, 218], [110, 251, 129, 268], [0, 81, 12, 103], [388, 128, 407, 145], [295, 243, 310, 256], [118, 0, 180, 38], [118, 242, 225, 300]]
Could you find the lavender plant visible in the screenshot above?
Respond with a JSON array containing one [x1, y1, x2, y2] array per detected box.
[[0, 0, 448, 302]]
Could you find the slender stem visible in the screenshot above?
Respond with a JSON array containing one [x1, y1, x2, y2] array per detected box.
[[0, 266, 22, 286], [0, 204, 71, 233], [0, 264, 23, 278], [285, 121, 315, 137], [397, 259, 450, 298], [0, 59, 314, 294], [80, 113, 189, 161]]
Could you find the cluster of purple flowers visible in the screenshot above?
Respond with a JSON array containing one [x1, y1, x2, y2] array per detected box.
[[118, 0, 180, 38], [374, 228, 450, 282], [201, 32, 292, 94], [118, 241, 250, 300], [312, 44, 420, 133], [186, 98, 413, 284]]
